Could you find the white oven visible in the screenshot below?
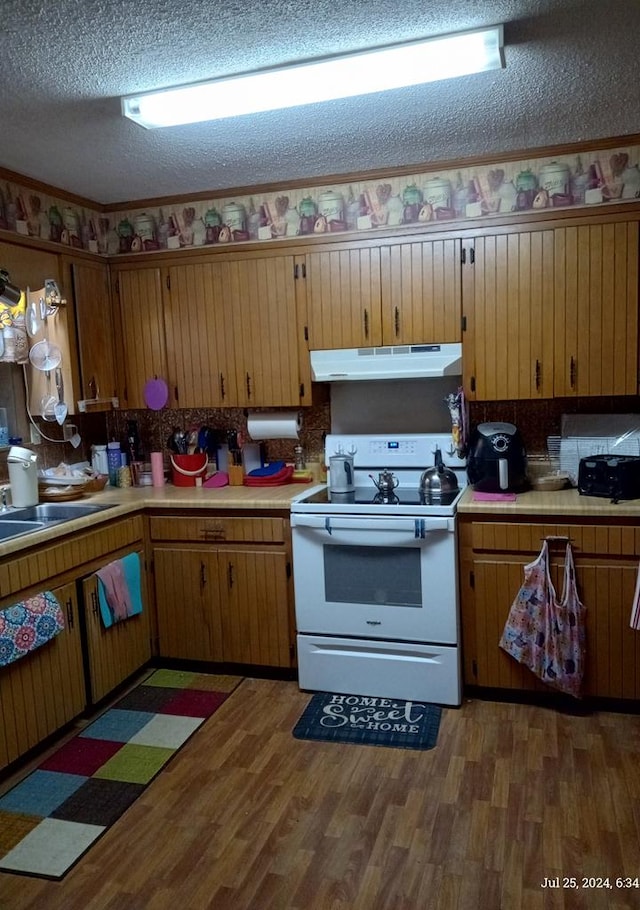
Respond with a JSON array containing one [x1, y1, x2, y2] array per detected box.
[[291, 433, 466, 706], [292, 514, 457, 642]]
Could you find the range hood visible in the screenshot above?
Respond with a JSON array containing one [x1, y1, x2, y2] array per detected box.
[[310, 343, 462, 381]]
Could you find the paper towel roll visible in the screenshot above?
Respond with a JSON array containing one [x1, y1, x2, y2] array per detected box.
[[247, 411, 301, 440]]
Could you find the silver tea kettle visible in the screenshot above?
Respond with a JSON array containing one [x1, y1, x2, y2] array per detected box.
[[370, 469, 399, 495], [419, 447, 459, 496]]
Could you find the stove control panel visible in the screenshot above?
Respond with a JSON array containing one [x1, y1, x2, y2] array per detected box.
[[326, 434, 467, 469]]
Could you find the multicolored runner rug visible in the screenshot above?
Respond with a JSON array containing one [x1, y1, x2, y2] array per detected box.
[[293, 692, 442, 751], [0, 669, 242, 880]]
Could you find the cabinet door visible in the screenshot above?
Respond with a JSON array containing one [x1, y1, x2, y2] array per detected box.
[[380, 238, 462, 344], [572, 559, 640, 699], [304, 247, 382, 349], [227, 255, 304, 406], [463, 230, 555, 400], [554, 221, 639, 396], [68, 259, 118, 401], [220, 549, 292, 667], [82, 555, 151, 704], [114, 267, 168, 408], [0, 581, 85, 771], [154, 547, 223, 661], [164, 261, 237, 407]]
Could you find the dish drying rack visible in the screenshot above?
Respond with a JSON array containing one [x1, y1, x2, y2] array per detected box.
[[547, 434, 640, 486]]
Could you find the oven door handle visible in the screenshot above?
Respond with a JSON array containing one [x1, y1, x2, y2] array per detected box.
[[291, 515, 450, 535]]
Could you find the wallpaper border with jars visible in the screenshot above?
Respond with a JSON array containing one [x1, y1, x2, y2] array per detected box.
[[0, 144, 639, 257]]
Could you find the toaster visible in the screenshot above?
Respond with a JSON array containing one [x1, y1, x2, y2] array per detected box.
[[578, 454, 640, 502]]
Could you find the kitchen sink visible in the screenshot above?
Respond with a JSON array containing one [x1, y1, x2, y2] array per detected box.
[[0, 519, 47, 541], [1, 503, 113, 522], [0, 503, 116, 543]]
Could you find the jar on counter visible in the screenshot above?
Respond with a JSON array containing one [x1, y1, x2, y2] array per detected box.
[[92, 444, 108, 475], [107, 441, 121, 486]]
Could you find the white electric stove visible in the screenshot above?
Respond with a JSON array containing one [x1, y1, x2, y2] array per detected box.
[[290, 433, 467, 706]]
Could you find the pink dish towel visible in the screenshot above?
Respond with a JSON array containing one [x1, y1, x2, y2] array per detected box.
[[96, 554, 143, 627], [472, 491, 517, 502]]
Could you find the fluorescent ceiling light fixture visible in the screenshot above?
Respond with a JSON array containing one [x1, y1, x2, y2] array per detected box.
[[122, 25, 504, 129]]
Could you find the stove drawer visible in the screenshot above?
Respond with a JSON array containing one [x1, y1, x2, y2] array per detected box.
[[297, 634, 461, 706]]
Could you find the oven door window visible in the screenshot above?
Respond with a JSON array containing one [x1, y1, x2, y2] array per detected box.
[[323, 544, 421, 607]]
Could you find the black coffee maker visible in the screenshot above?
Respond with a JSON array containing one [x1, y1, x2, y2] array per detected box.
[[467, 422, 528, 493]]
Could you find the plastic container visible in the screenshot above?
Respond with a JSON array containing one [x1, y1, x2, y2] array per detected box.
[[170, 453, 207, 486], [8, 446, 38, 507], [0, 408, 8, 447], [92, 444, 108, 475], [150, 452, 164, 487], [107, 441, 121, 486]]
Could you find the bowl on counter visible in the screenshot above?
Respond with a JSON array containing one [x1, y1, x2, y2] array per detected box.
[[530, 473, 571, 492]]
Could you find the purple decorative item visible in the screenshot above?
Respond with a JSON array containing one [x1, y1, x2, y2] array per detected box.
[[143, 377, 169, 410]]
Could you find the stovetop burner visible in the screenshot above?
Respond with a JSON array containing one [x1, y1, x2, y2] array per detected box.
[[302, 486, 461, 507], [373, 491, 400, 505]]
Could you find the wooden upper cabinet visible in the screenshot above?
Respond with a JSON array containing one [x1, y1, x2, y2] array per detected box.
[[304, 246, 382, 348], [463, 229, 555, 400], [463, 217, 639, 401], [379, 237, 462, 344], [67, 258, 118, 401], [225, 254, 306, 407], [303, 236, 462, 351], [553, 221, 639, 397], [114, 266, 168, 408], [164, 261, 237, 407]]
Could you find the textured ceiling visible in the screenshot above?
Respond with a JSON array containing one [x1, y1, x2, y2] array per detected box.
[[1, 0, 639, 206]]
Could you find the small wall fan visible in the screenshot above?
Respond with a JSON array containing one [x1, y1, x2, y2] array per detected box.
[[28, 339, 62, 371]]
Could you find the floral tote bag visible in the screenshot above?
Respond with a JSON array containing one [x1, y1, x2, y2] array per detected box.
[[499, 539, 585, 698]]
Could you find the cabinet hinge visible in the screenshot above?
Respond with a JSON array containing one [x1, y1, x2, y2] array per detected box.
[[472, 659, 478, 679], [286, 561, 292, 579], [469, 570, 475, 589], [470, 376, 476, 393], [461, 315, 467, 332]]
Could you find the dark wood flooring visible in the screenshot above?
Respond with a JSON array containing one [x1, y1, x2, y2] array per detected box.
[[2, 678, 640, 909]]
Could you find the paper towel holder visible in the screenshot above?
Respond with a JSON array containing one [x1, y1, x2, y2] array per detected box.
[[246, 409, 302, 441]]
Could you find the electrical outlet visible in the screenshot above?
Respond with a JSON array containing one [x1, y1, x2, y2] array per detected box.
[[30, 425, 41, 445]]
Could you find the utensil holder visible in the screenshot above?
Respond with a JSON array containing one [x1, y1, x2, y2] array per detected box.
[[228, 465, 244, 486]]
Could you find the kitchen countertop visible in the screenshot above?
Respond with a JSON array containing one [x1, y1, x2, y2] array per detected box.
[[0, 482, 319, 558], [457, 484, 640, 518], [5, 478, 639, 559]]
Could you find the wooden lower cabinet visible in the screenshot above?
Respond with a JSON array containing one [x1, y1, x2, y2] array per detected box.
[[82, 551, 152, 704], [154, 548, 224, 662], [459, 518, 640, 700], [151, 513, 295, 668], [0, 516, 151, 769], [0, 581, 85, 771]]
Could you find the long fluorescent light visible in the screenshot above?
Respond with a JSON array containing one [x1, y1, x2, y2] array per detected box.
[[122, 25, 504, 129]]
